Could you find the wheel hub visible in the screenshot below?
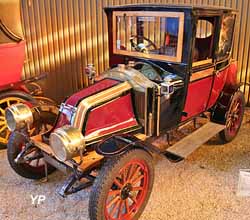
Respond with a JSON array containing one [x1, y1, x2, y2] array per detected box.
[[121, 183, 132, 200]]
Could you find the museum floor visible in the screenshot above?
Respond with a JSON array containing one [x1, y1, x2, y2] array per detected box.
[[1, 111, 250, 220]]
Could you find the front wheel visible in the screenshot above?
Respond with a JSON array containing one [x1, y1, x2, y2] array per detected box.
[[219, 90, 245, 143], [89, 149, 154, 220], [7, 112, 56, 180]]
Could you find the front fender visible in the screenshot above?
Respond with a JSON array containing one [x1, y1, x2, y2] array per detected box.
[[95, 134, 159, 157]]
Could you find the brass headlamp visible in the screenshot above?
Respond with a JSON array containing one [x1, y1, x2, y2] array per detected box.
[[50, 125, 85, 162], [5, 103, 34, 132]]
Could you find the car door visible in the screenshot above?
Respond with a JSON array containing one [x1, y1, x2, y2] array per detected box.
[[207, 13, 236, 108], [182, 17, 217, 121]]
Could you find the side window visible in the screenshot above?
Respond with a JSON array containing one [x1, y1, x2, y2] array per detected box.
[[193, 18, 215, 65], [217, 14, 235, 60]]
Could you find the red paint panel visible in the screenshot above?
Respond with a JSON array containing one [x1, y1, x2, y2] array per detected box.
[[182, 77, 213, 121], [0, 41, 25, 86], [225, 62, 237, 87], [65, 79, 119, 106], [55, 113, 70, 129], [207, 67, 228, 108], [85, 93, 138, 137]]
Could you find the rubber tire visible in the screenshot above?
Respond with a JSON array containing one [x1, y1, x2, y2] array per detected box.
[[219, 90, 245, 143], [0, 90, 36, 149], [7, 112, 56, 180], [89, 149, 154, 220]]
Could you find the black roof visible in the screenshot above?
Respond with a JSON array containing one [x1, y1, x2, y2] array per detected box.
[[104, 4, 237, 13]]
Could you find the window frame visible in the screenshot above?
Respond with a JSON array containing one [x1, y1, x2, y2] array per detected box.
[[112, 11, 185, 63], [216, 13, 236, 61], [192, 17, 217, 68]]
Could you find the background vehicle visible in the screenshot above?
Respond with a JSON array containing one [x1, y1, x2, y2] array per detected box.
[[0, 0, 58, 148], [5, 5, 244, 220]]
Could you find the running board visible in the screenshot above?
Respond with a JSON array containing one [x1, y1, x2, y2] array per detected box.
[[165, 122, 225, 162]]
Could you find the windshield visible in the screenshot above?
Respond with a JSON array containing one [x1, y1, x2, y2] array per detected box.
[[113, 11, 184, 63]]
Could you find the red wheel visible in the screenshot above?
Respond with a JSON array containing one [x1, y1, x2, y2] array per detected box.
[[219, 91, 245, 142], [89, 149, 154, 220]]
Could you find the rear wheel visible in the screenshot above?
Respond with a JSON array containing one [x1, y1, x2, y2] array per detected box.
[[89, 149, 154, 220], [219, 91, 245, 143], [7, 112, 56, 179]]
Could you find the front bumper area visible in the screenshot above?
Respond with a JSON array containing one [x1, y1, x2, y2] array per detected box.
[[30, 135, 103, 173]]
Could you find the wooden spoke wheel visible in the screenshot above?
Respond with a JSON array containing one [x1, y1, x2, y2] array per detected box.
[[89, 149, 154, 220], [219, 91, 245, 143], [0, 96, 30, 148]]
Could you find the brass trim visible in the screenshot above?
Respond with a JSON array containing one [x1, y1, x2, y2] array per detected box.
[[112, 11, 184, 63], [134, 133, 148, 141], [73, 81, 133, 129], [85, 125, 141, 146], [156, 85, 161, 136], [190, 67, 214, 82], [144, 88, 148, 134], [148, 113, 153, 136], [192, 59, 213, 67]]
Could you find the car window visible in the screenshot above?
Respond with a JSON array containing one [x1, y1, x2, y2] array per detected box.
[[217, 14, 235, 60], [113, 11, 184, 63], [193, 18, 215, 66]]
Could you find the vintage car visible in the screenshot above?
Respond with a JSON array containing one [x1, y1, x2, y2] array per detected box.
[[0, 0, 57, 148], [5, 4, 244, 220]]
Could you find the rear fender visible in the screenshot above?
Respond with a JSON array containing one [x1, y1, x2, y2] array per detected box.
[[95, 134, 157, 158], [211, 84, 241, 124]]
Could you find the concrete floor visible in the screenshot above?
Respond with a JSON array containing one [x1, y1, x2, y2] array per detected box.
[[1, 114, 250, 220]]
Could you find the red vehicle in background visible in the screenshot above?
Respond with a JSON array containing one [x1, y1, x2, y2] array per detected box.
[[4, 4, 245, 220], [0, 0, 57, 148]]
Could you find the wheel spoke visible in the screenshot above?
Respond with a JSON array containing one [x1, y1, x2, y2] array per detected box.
[[129, 166, 141, 183], [107, 196, 120, 209], [131, 186, 143, 192], [4, 130, 10, 140], [0, 108, 5, 115], [117, 200, 124, 219], [108, 190, 120, 197], [128, 194, 137, 205], [125, 198, 130, 213], [232, 102, 239, 112], [110, 199, 121, 217], [0, 125, 7, 133], [7, 100, 10, 107], [114, 178, 123, 189], [0, 136, 7, 144], [121, 172, 126, 184], [131, 174, 144, 185], [126, 164, 135, 182]]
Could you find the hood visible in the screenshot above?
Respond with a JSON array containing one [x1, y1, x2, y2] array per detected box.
[[65, 78, 120, 107]]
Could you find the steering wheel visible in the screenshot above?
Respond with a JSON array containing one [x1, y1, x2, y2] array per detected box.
[[130, 35, 157, 53], [133, 62, 162, 81]]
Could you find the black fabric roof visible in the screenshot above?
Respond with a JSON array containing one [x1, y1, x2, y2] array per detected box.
[[104, 4, 237, 13]]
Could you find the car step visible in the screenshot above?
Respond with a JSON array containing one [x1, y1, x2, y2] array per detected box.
[[164, 122, 225, 162]]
